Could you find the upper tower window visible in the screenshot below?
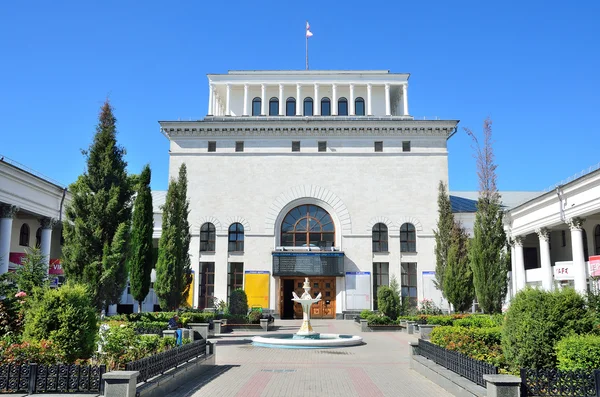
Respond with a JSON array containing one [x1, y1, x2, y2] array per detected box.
[[286, 98, 296, 116], [303, 97, 313, 116], [269, 98, 279, 116], [355, 97, 365, 116], [338, 97, 348, 116], [321, 97, 331, 116], [252, 97, 261, 116]]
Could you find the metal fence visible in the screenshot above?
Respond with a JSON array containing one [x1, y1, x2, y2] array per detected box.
[[0, 363, 105, 394], [125, 339, 208, 383], [521, 368, 600, 397], [134, 326, 165, 336], [416, 339, 498, 387]]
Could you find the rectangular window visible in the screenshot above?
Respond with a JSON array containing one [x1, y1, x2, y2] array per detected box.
[[524, 247, 539, 270], [374, 141, 383, 152], [402, 141, 411, 152], [199, 262, 215, 310], [236, 141, 244, 152], [292, 141, 301, 152], [401, 262, 418, 309], [373, 262, 389, 310], [227, 262, 244, 302], [318, 141, 327, 152], [208, 141, 216, 152]]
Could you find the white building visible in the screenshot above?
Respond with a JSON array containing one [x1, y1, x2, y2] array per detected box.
[[159, 70, 459, 318]]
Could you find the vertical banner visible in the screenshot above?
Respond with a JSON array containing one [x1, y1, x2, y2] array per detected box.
[[346, 272, 371, 310], [185, 271, 194, 308], [589, 255, 600, 278], [245, 271, 270, 309]]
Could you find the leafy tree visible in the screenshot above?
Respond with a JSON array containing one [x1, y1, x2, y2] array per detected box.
[[443, 222, 475, 312], [129, 165, 154, 312], [389, 274, 401, 299], [229, 289, 248, 315], [155, 164, 191, 310], [433, 181, 454, 295], [62, 100, 133, 311], [377, 286, 400, 319], [465, 118, 508, 314], [13, 247, 48, 296]]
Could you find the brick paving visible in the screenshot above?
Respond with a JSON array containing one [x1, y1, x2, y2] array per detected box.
[[168, 319, 452, 397]]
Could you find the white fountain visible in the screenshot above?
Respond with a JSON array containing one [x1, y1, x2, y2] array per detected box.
[[252, 277, 363, 348]]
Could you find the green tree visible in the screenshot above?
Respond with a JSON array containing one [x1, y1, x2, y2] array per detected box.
[[433, 181, 454, 295], [155, 164, 191, 310], [377, 286, 400, 319], [465, 118, 508, 314], [443, 222, 475, 312], [229, 289, 249, 315], [61, 100, 133, 311], [14, 247, 48, 296], [129, 165, 154, 312]]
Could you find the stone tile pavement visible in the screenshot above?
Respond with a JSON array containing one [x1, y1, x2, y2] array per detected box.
[[167, 319, 452, 397]]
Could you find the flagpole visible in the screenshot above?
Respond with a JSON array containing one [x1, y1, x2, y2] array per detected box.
[[305, 21, 309, 70]]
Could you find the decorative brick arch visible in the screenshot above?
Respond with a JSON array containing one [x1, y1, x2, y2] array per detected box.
[[367, 216, 399, 233], [226, 216, 251, 232], [265, 185, 352, 236], [397, 216, 424, 232], [196, 216, 223, 233]]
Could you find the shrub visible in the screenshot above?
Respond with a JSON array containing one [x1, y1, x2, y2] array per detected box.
[[180, 312, 215, 326], [502, 287, 594, 371], [377, 286, 400, 319], [368, 315, 394, 325], [431, 326, 505, 367], [222, 314, 248, 324], [0, 296, 24, 337], [454, 315, 497, 328], [556, 334, 600, 371], [248, 310, 262, 324], [417, 299, 443, 315], [0, 339, 65, 365], [360, 310, 375, 319], [23, 284, 97, 362], [229, 289, 248, 315], [426, 315, 455, 326]]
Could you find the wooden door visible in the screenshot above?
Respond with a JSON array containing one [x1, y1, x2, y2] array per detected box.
[[309, 278, 336, 319]]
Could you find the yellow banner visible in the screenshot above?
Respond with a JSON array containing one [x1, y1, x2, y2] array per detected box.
[[184, 272, 194, 308], [245, 271, 269, 309]]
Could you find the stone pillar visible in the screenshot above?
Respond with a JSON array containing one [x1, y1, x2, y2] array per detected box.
[[260, 83, 266, 116], [537, 227, 553, 291], [278, 83, 284, 116], [331, 83, 338, 116], [402, 83, 409, 116], [39, 217, 56, 269], [103, 371, 139, 397], [510, 242, 517, 298], [243, 83, 249, 116], [568, 217, 588, 294], [313, 83, 320, 115], [225, 84, 231, 116], [208, 84, 214, 116], [0, 205, 19, 275], [296, 84, 302, 115], [366, 83, 372, 116], [215, 95, 221, 116], [483, 375, 521, 397], [349, 83, 355, 115], [385, 83, 391, 116], [514, 236, 526, 291]]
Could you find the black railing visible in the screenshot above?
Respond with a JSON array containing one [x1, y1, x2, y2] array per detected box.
[[134, 326, 165, 336], [125, 339, 208, 383], [0, 363, 105, 394], [416, 339, 498, 387], [521, 368, 600, 397]]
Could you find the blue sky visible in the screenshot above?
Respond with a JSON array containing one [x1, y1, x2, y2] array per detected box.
[[1, 1, 598, 193]]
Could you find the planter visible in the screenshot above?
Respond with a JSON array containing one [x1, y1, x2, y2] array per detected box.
[[188, 323, 210, 340], [406, 321, 416, 335], [366, 324, 404, 332], [419, 324, 440, 340]]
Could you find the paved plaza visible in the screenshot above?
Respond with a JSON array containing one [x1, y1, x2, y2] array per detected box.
[[169, 320, 452, 397]]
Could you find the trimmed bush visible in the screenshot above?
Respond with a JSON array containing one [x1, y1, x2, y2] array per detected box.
[[180, 312, 215, 325], [502, 287, 594, 371], [377, 286, 400, 319], [426, 315, 455, 326], [454, 315, 498, 328], [556, 334, 600, 371], [431, 326, 505, 367], [360, 309, 375, 319], [229, 289, 248, 315], [367, 315, 394, 325], [248, 310, 262, 324]]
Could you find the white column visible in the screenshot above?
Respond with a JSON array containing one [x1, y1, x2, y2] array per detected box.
[[243, 84, 249, 116], [537, 228, 553, 291], [296, 84, 302, 115], [349, 83, 355, 115], [278, 84, 284, 116], [225, 84, 231, 116], [212, 92, 217, 116], [39, 217, 56, 270], [366, 83, 372, 116], [331, 84, 338, 116], [215, 95, 221, 116], [260, 84, 266, 116], [568, 217, 588, 294], [314, 83, 320, 116], [510, 243, 517, 298], [402, 83, 409, 116], [385, 83, 391, 116], [514, 236, 526, 291], [207, 84, 214, 116], [0, 205, 19, 275]]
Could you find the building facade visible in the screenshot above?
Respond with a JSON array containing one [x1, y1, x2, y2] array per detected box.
[[159, 70, 459, 318]]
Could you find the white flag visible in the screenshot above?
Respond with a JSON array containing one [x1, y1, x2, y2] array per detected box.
[[306, 21, 313, 37]]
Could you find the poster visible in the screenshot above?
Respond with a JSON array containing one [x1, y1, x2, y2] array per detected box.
[[589, 256, 600, 278], [184, 271, 194, 308], [245, 271, 270, 309], [346, 272, 371, 310]]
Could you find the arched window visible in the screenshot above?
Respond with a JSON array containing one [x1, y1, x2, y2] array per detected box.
[[583, 229, 589, 261], [400, 223, 416, 252], [269, 97, 279, 116], [200, 223, 216, 252], [303, 97, 313, 116], [321, 97, 331, 116], [19, 224, 30, 246], [338, 97, 348, 116], [252, 97, 261, 116], [372, 223, 388, 252], [281, 205, 335, 248], [595, 225, 600, 255], [286, 97, 296, 116], [355, 97, 365, 116], [228, 223, 244, 252], [35, 227, 42, 248]]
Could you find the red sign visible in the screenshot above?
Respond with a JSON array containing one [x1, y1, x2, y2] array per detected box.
[[49, 259, 63, 275], [590, 255, 600, 278], [8, 252, 63, 275]]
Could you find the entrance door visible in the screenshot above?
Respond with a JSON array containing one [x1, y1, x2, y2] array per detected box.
[[279, 277, 336, 319], [282, 279, 295, 319]]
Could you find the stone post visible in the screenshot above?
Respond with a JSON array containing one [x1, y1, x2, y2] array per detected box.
[[406, 321, 416, 335], [260, 318, 269, 331], [103, 371, 139, 397], [568, 217, 588, 294], [408, 341, 419, 370], [418, 324, 439, 340], [483, 374, 521, 397], [188, 323, 210, 340], [213, 319, 222, 334], [360, 319, 369, 332]]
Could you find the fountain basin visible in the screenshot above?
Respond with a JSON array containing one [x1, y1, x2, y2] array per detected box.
[[252, 333, 363, 349]]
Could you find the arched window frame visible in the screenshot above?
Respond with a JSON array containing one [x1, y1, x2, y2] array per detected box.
[[35, 227, 42, 248], [269, 97, 279, 116], [303, 97, 313, 116], [286, 97, 296, 116], [372, 223, 388, 252], [200, 223, 216, 252], [338, 97, 348, 116], [19, 224, 30, 247], [355, 97, 365, 116], [595, 224, 600, 255], [280, 205, 335, 248], [400, 223, 416, 253], [321, 97, 331, 116], [228, 223, 244, 252], [252, 97, 261, 116]]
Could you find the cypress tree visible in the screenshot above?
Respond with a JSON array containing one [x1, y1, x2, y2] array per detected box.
[[465, 118, 508, 314], [62, 100, 133, 311], [433, 181, 454, 295], [129, 165, 154, 312], [155, 164, 191, 310], [443, 222, 475, 312]]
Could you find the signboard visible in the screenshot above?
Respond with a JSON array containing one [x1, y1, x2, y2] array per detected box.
[[346, 272, 371, 310], [184, 271, 194, 308], [554, 264, 573, 280], [245, 271, 270, 309], [589, 256, 600, 278], [272, 252, 344, 276], [9, 253, 63, 275], [49, 259, 63, 275]]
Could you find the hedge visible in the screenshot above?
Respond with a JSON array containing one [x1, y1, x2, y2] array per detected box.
[[430, 326, 505, 367], [556, 334, 600, 371]]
